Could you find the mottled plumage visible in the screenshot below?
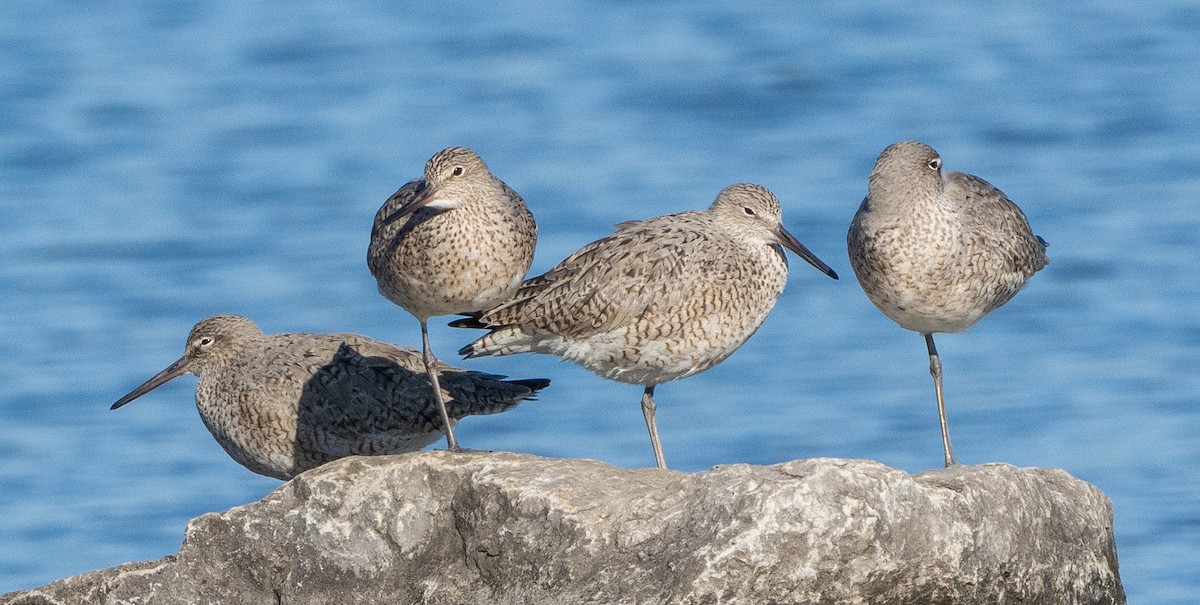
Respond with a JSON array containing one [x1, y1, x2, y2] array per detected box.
[[110, 315, 548, 480], [455, 183, 838, 469], [847, 141, 1048, 466], [367, 147, 537, 450]]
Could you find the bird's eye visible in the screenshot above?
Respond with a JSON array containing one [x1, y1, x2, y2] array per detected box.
[[743, 207, 756, 216], [928, 157, 941, 171], [452, 165, 464, 176], [198, 337, 214, 347]]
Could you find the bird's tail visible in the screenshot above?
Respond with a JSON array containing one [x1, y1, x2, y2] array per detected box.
[[447, 313, 486, 330], [441, 371, 549, 418], [455, 327, 543, 359], [506, 378, 551, 392]]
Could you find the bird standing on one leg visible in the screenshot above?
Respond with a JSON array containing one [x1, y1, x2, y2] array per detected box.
[[368, 147, 537, 451], [847, 141, 1048, 467], [453, 183, 838, 469]]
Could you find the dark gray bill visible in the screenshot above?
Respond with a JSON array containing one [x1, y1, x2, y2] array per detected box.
[[110, 356, 191, 410], [776, 225, 839, 280], [381, 180, 437, 227]]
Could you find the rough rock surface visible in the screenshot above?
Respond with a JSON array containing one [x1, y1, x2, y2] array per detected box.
[[3, 452, 1123, 604]]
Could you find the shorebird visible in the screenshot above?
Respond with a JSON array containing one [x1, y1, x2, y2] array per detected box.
[[110, 315, 548, 480], [452, 183, 838, 469], [847, 141, 1049, 467], [367, 147, 537, 451]]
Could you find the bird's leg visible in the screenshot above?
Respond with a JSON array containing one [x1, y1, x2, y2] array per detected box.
[[421, 319, 459, 451], [641, 385, 667, 469], [925, 333, 957, 467]]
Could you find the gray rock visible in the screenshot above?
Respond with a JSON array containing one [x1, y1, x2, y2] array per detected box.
[[2, 452, 1124, 604]]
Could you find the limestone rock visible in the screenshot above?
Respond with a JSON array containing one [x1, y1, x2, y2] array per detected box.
[[2, 452, 1124, 604]]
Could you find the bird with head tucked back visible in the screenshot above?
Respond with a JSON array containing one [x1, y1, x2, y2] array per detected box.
[[110, 315, 549, 480], [367, 147, 538, 451], [453, 183, 838, 469], [847, 141, 1049, 467]]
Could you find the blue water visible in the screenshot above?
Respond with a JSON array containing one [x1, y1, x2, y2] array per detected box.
[[1, 1, 1197, 601]]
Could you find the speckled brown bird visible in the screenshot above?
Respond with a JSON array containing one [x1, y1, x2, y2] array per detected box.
[[847, 140, 1049, 467], [110, 315, 548, 480], [367, 147, 537, 451], [453, 183, 838, 469]]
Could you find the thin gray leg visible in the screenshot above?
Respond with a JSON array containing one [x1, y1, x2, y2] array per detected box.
[[421, 319, 460, 451], [641, 385, 667, 469], [925, 333, 958, 467]]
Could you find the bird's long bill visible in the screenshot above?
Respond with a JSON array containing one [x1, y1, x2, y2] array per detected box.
[[110, 356, 191, 410], [381, 182, 436, 227], [776, 225, 839, 280]]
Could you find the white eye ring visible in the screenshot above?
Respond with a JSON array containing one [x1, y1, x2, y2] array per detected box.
[[451, 165, 464, 177], [743, 207, 756, 216], [928, 157, 941, 171], [198, 337, 214, 347]]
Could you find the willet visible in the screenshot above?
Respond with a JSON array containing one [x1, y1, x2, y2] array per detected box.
[[452, 183, 838, 469], [367, 147, 537, 451], [110, 315, 549, 480], [847, 141, 1049, 467]]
